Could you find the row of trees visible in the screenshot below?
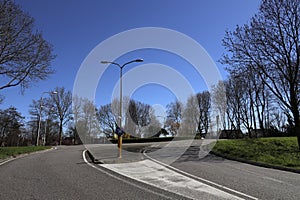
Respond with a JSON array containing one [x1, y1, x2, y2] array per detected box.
[[221, 0, 300, 149], [95, 92, 212, 140], [211, 78, 291, 137], [0, 80, 294, 147], [28, 87, 72, 145], [0, 88, 208, 146], [97, 98, 161, 139], [0, 0, 299, 149], [0, 87, 73, 146]]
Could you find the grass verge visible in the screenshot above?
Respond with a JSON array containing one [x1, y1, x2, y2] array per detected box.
[[212, 137, 300, 170], [0, 146, 51, 159]]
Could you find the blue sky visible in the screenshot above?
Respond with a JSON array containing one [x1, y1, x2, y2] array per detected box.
[[1, 0, 261, 119]]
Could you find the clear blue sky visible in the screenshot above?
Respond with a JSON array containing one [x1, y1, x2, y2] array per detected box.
[[1, 0, 261, 120]]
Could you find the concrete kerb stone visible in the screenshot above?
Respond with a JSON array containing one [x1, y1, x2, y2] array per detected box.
[[86, 150, 104, 164]]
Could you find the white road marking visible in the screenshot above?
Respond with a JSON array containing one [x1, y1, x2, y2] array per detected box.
[[0, 157, 17, 166], [143, 150, 258, 200], [0, 147, 56, 166], [100, 158, 247, 200], [82, 150, 174, 200]]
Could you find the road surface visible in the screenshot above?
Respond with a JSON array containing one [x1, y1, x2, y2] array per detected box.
[[0, 145, 184, 200], [1, 144, 300, 200], [171, 149, 300, 200], [88, 141, 300, 200]]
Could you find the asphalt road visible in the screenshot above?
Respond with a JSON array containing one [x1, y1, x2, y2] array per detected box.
[[1, 144, 300, 200], [172, 152, 300, 200], [170, 146, 300, 200], [88, 140, 300, 200], [0, 145, 185, 200]]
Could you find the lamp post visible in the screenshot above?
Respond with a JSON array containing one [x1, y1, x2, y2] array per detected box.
[[36, 91, 58, 146], [42, 106, 55, 146], [101, 59, 143, 158]]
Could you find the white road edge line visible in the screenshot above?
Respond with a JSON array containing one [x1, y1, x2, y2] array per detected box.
[[143, 150, 258, 200], [0, 147, 56, 167], [82, 150, 176, 200], [0, 157, 17, 166]]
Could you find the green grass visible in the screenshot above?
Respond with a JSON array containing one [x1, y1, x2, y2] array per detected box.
[[212, 137, 300, 170], [0, 146, 51, 159]]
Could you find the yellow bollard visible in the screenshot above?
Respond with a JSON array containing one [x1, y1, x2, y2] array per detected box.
[[118, 135, 122, 158]]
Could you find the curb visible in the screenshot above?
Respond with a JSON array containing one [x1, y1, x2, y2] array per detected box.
[[210, 151, 300, 174], [86, 150, 103, 164]]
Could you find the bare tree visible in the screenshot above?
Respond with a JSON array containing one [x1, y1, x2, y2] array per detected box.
[[73, 96, 101, 143], [66, 122, 82, 145], [144, 113, 161, 138], [28, 99, 40, 144], [227, 75, 255, 136], [181, 92, 211, 137], [81, 99, 99, 143], [181, 95, 199, 135], [97, 103, 116, 138], [224, 78, 242, 131], [72, 95, 82, 126], [221, 0, 300, 149], [0, 107, 24, 146], [196, 91, 211, 135], [42, 101, 58, 145], [211, 81, 227, 131], [165, 100, 183, 136], [270, 110, 287, 132], [0, 0, 55, 92], [51, 87, 72, 145], [127, 99, 152, 137], [29, 97, 60, 145]]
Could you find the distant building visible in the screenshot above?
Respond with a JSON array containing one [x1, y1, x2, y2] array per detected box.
[[219, 129, 244, 139], [249, 128, 287, 138]]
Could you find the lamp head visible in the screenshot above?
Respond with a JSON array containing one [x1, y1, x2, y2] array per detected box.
[[135, 59, 143, 62]]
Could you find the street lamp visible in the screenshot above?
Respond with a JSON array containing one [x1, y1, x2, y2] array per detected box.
[[101, 59, 143, 158], [42, 106, 55, 146], [36, 91, 58, 146]]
